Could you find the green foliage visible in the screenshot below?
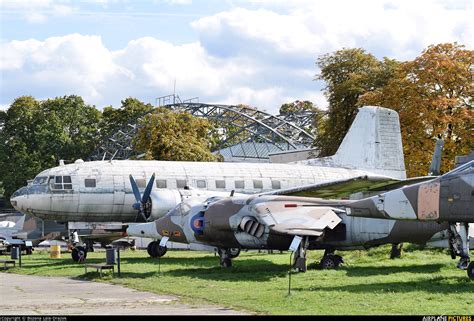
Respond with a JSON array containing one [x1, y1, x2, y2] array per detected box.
[[360, 43, 474, 176], [133, 107, 218, 161], [99, 97, 153, 139], [313, 48, 400, 156], [0, 95, 101, 198], [6, 248, 473, 315]]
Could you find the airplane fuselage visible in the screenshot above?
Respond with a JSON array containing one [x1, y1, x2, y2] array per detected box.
[[11, 159, 374, 222]]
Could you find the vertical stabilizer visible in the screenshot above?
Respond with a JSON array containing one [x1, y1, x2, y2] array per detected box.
[[298, 106, 406, 179]]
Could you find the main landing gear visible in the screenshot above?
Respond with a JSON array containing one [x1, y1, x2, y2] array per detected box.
[[319, 249, 343, 270], [71, 246, 87, 262], [448, 223, 472, 279], [217, 248, 241, 268], [147, 241, 168, 258]]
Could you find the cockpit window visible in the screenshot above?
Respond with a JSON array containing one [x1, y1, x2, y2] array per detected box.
[[33, 176, 48, 185], [51, 176, 73, 190]]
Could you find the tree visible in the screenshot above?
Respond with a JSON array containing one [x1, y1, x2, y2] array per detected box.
[[313, 48, 400, 156], [100, 97, 153, 139], [0, 95, 101, 199], [360, 43, 473, 177], [133, 108, 217, 161]]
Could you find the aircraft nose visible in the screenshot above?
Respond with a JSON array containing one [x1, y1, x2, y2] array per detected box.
[[10, 186, 28, 211], [127, 221, 162, 239]]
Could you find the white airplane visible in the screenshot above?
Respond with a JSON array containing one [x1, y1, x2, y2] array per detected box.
[[10, 106, 406, 222], [10, 106, 411, 260]]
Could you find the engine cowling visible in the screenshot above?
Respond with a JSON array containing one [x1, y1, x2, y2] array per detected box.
[[146, 190, 182, 221]]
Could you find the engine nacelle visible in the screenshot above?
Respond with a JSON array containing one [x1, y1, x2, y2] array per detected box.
[[147, 190, 182, 221]]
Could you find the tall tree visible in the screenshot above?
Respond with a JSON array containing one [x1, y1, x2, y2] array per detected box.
[[100, 97, 153, 139], [0, 95, 101, 199], [133, 108, 217, 161], [313, 49, 399, 156], [360, 43, 473, 176]]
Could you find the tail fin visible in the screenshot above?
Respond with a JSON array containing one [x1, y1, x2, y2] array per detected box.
[[300, 106, 406, 179]]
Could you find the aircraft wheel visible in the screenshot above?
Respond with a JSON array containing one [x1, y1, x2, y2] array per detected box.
[[332, 254, 344, 267], [71, 246, 87, 263], [147, 241, 157, 257], [155, 244, 167, 257], [467, 261, 474, 280], [229, 248, 241, 259], [320, 255, 337, 270]]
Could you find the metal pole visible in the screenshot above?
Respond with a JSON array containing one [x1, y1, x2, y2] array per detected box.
[[288, 252, 293, 296], [117, 248, 121, 277], [19, 247, 22, 268], [158, 255, 161, 275]]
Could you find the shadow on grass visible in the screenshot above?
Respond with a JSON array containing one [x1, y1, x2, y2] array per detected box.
[[294, 275, 472, 294], [340, 263, 446, 277], [115, 257, 288, 281]]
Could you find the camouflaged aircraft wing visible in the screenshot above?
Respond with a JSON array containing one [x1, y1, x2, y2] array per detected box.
[[252, 203, 342, 237], [258, 175, 436, 199]]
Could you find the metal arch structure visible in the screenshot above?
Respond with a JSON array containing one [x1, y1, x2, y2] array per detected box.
[[88, 99, 315, 162]]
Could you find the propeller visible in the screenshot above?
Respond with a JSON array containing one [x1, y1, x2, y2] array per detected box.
[[129, 173, 156, 222]]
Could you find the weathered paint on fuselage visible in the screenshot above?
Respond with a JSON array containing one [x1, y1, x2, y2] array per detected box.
[[11, 160, 375, 222], [142, 195, 448, 251], [347, 161, 474, 223]]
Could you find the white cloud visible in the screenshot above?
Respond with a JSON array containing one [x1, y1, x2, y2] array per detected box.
[[193, 0, 472, 60], [1, 1, 471, 114]]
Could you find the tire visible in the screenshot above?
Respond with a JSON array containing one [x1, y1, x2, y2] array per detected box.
[[147, 241, 157, 257], [320, 255, 337, 269], [467, 261, 474, 280], [333, 254, 344, 267], [229, 248, 241, 259], [155, 245, 167, 257], [71, 246, 87, 263]]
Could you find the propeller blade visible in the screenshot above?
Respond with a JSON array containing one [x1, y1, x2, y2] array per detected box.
[[129, 175, 142, 204], [142, 173, 156, 204], [139, 209, 148, 222]]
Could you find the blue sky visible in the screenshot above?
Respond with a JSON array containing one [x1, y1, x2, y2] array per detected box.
[[1, 0, 472, 114]]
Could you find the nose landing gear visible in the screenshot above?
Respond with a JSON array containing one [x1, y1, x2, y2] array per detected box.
[[146, 241, 168, 258]]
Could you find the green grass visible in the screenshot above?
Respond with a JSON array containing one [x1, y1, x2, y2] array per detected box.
[[3, 245, 473, 315]]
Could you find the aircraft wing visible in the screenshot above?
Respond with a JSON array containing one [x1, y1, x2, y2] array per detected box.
[[253, 203, 342, 237], [259, 175, 436, 199]]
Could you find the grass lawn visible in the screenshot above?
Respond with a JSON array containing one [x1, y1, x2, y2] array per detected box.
[[2, 245, 473, 315]]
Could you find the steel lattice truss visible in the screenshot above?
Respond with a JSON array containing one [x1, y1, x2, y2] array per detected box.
[[88, 102, 315, 161]]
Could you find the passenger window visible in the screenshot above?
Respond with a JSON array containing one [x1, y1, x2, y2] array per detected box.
[[84, 179, 96, 188], [235, 180, 244, 189], [156, 180, 167, 189], [176, 179, 187, 189], [253, 180, 263, 189], [271, 180, 281, 189], [215, 180, 225, 189], [196, 180, 206, 188]]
